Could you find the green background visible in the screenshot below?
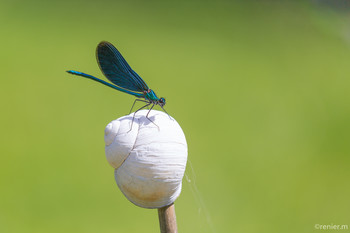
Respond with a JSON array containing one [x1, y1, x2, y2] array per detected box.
[[1, 1, 350, 232]]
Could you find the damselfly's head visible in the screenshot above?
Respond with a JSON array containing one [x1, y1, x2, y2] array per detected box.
[[158, 97, 166, 107]]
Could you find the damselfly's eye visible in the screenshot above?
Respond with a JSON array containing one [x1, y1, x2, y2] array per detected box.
[[159, 97, 166, 107]]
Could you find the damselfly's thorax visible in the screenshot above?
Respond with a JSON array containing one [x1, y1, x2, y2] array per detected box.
[[143, 89, 166, 107]]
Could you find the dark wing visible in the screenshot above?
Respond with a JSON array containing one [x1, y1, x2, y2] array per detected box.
[[96, 41, 149, 92]]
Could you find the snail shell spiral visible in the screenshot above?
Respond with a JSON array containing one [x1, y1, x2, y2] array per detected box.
[[104, 110, 188, 209]]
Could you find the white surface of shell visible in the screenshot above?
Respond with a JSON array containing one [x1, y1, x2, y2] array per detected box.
[[104, 110, 188, 209]]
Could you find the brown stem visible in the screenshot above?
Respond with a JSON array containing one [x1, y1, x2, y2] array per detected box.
[[158, 203, 178, 233]]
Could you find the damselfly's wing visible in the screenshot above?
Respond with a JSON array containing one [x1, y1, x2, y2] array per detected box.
[[96, 41, 149, 93]]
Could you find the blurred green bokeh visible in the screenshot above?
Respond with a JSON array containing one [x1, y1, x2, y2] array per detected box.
[[1, 1, 350, 232]]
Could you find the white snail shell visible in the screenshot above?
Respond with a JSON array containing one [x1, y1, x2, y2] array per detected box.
[[104, 110, 188, 209]]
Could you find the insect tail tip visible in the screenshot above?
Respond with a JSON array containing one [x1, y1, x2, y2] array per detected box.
[[66, 70, 79, 76]]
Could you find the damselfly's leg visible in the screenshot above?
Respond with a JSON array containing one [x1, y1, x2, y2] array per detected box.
[[161, 106, 172, 120], [145, 104, 160, 130], [129, 99, 149, 114], [146, 104, 155, 118], [129, 102, 151, 132]]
